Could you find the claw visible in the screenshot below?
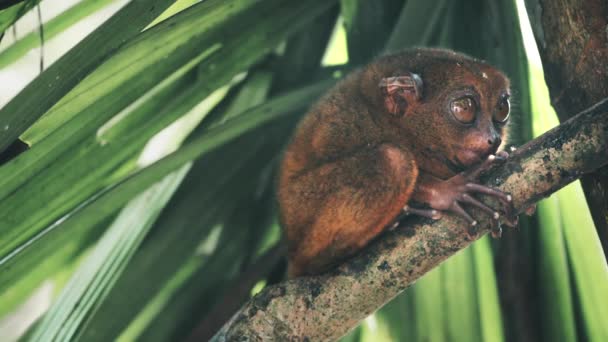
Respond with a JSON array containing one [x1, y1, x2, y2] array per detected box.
[[504, 216, 519, 228], [390, 221, 400, 230], [525, 204, 537, 216], [465, 224, 479, 240], [496, 150, 509, 159], [490, 226, 503, 238]]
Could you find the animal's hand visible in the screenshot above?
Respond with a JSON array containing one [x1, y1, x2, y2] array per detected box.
[[404, 151, 517, 238]]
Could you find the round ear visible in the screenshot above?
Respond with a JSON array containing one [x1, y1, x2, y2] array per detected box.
[[378, 72, 423, 116]]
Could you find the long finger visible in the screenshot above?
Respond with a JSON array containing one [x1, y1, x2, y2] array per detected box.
[[465, 152, 509, 180], [465, 183, 512, 203], [403, 205, 443, 220], [450, 202, 477, 226], [465, 154, 497, 179], [460, 193, 500, 219]]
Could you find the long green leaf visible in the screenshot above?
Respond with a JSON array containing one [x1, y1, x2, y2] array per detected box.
[[0, 46, 220, 261], [30, 165, 190, 342], [0, 0, 175, 153], [0, 0, 336, 294], [525, 3, 578, 339], [0, 80, 332, 301], [138, 200, 277, 342], [27, 73, 233, 341], [442, 247, 482, 342], [125, 73, 275, 341], [76, 137, 274, 340], [536, 196, 576, 341], [0, 72, 226, 300], [384, 0, 448, 51], [340, 0, 404, 64], [0, 0, 118, 69], [358, 314, 393, 342], [0, 0, 38, 34], [372, 287, 416, 342], [560, 183, 608, 341], [0, 0, 330, 205], [271, 5, 338, 92], [472, 238, 505, 342], [0, 219, 106, 318], [413, 267, 445, 342]]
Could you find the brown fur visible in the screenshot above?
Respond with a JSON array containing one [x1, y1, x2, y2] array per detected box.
[[278, 48, 510, 277]]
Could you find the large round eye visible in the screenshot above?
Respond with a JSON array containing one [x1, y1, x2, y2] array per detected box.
[[494, 96, 510, 123], [450, 97, 477, 124]]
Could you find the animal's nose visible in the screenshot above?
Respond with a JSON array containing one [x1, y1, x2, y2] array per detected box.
[[486, 127, 502, 149], [487, 137, 502, 147]]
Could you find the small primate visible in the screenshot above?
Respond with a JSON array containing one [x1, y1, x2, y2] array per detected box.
[[278, 48, 517, 278]]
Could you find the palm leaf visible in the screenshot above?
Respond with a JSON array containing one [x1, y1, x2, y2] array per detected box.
[[0, 0, 175, 152], [1, 0, 606, 341], [0, 0, 39, 35], [0, 0, 118, 69]]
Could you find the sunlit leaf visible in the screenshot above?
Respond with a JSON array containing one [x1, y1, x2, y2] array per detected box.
[[0, 0, 336, 296], [0, 0, 118, 69], [0, 0, 175, 152], [0, 0, 39, 34]]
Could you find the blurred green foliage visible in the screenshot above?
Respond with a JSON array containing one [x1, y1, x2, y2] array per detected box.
[[0, 0, 605, 341]]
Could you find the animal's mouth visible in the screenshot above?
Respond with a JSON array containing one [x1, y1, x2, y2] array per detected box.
[[423, 145, 496, 175], [454, 147, 495, 169]]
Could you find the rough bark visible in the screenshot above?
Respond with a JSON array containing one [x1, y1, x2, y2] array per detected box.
[[211, 99, 608, 341], [527, 0, 608, 256]]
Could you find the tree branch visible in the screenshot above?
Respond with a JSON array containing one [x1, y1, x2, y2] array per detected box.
[[212, 99, 608, 341]]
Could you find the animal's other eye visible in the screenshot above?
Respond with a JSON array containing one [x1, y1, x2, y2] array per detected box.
[[494, 96, 510, 123], [450, 97, 477, 124]]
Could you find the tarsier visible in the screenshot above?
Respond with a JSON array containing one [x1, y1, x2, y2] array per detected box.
[[278, 48, 519, 277]]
